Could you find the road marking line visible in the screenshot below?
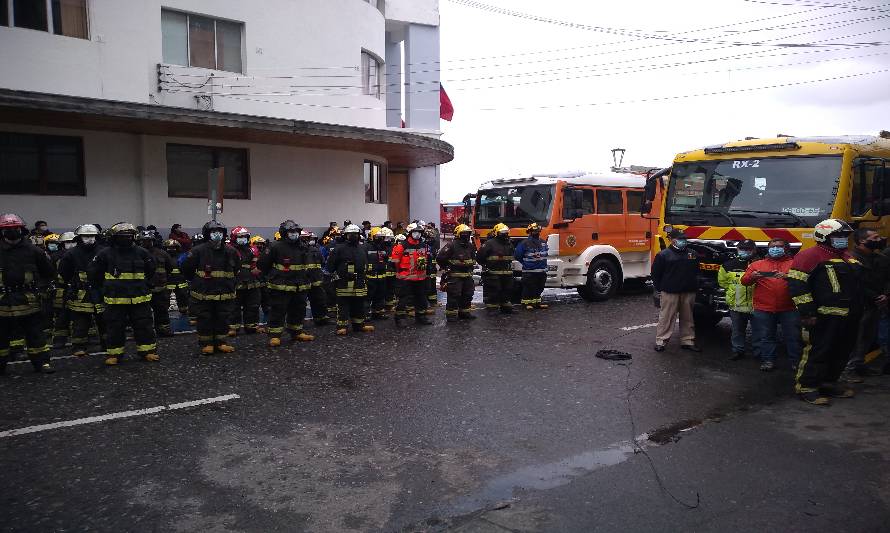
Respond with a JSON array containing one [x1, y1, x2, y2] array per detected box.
[[620, 323, 658, 331], [0, 394, 240, 438]]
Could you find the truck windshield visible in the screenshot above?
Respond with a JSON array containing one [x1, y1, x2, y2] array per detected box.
[[666, 155, 842, 227], [475, 185, 554, 227]]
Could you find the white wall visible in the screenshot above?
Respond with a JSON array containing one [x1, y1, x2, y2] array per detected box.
[[0, 0, 388, 127], [385, 0, 439, 26]]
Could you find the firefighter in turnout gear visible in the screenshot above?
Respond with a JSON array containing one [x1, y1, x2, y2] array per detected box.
[[138, 230, 175, 337], [249, 235, 270, 317], [787, 219, 860, 405], [301, 230, 329, 326], [59, 224, 106, 357], [424, 222, 440, 313], [381, 228, 397, 311], [164, 239, 190, 316], [259, 220, 314, 346], [47, 232, 72, 347], [229, 226, 264, 336], [88, 222, 158, 366], [477, 223, 515, 313], [328, 224, 373, 335], [320, 227, 341, 320], [366, 227, 390, 319], [0, 213, 56, 375], [436, 224, 476, 322], [41, 233, 62, 338], [391, 223, 432, 325], [514, 223, 549, 310], [181, 221, 241, 355]]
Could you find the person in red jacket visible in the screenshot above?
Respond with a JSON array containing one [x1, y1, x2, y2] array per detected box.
[[741, 238, 802, 372], [390, 223, 432, 326]]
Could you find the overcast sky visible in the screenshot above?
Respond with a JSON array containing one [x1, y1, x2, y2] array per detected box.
[[435, 0, 890, 201]]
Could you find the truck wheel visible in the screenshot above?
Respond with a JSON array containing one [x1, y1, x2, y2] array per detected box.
[[578, 258, 619, 302]]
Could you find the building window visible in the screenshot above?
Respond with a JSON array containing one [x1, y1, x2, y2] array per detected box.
[[161, 9, 243, 73], [1, 0, 8, 26], [51, 0, 88, 38], [13, 0, 47, 31], [361, 51, 382, 99], [166, 144, 249, 199], [0, 132, 85, 196], [364, 161, 386, 204], [596, 189, 624, 214]]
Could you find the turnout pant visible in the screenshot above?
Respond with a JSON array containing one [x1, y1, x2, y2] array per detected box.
[[367, 278, 387, 315], [796, 315, 857, 393], [847, 304, 880, 371], [445, 276, 474, 318], [520, 272, 547, 307], [104, 303, 157, 359], [427, 273, 438, 305], [172, 286, 190, 315], [655, 291, 695, 346], [267, 289, 308, 338], [150, 289, 171, 333], [193, 299, 235, 346], [322, 275, 338, 318], [384, 275, 396, 309], [0, 313, 50, 374], [52, 305, 71, 343], [70, 311, 106, 351], [307, 284, 328, 322], [396, 279, 428, 318], [337, 296, 367, 329], [230, 287, 261, 331], [482, 273, 513, 310]]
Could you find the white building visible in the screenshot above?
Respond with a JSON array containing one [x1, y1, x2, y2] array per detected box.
[[0, 0, 453, 235]]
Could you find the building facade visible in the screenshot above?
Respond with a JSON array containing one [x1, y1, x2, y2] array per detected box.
[[0, 0, 452, 234]]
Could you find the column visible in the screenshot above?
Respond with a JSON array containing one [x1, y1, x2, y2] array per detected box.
[[385, 35, 402, 128]]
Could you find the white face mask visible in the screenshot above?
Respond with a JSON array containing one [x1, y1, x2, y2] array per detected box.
[[81, 236, 95, 246], [287, 232, 299, 241], [64, 242, 77, 250], [47, 243, 59, 252], [236, 237, 249, 245], [209, 232, 224, 242], [410, 231, 422, 240]]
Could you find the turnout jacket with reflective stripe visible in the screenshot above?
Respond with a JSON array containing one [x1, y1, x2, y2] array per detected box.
[[59, 244, 104, 311], [305, 244, 324, 285], [514, 237, 548, 273], [146, 246, 175, 293], [477, 237, 515, 276], [181, 243, 240, 299], [390, 238, 429, 281], [0, 239, 55, 317], [259, 240, 309, 291], [787, 244, 859, 317], [89, 244, 154, 304], [365, 241, 390, 278], [436, 239, 476, 277], [717, 257, 754, 313], [328, 241, 368, 296], [233, 244, 262, 289]]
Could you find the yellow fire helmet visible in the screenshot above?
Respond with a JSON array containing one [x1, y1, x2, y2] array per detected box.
[[526, 223, 541, 234], [454, 224, 472, 236], [369, 226, 382, 239], [493, 223, 510, 235], [273, 231, 281, 241], [249, 235, 266, 245], [43, 233, 60, 243]]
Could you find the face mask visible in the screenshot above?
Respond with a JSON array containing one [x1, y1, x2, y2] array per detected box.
[[768, 247, 785, 258], [738, 250, 753, 259], [459, 234, 471, 243], [673, 239, 688, 250], [115, 236, 134, 248], [830, 237, 848, 250], [236, 237, 249, 246], [497, 233, 509, 241], [209, 232, 224, 243], [2, 229, 22, 242], [81, 237, 95, 246], [410, 231, 422, 240], [287, 231, 299, 241], [47, 243, 59, 252], [37, 226, 47, 234], [865, 239, 886, 251]]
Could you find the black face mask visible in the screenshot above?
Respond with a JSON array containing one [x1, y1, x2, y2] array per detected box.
[[459, 234, 471, 244], [865, 239, 886, 251], [115, 236, 134, 248], [2, 229, 22, 242], [497, 234, 509, 242]]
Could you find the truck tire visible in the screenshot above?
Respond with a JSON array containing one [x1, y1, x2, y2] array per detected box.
[[578, 258, 619, 302]]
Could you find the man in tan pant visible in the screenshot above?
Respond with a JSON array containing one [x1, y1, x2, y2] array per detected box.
[[651, 231, 701, 352]]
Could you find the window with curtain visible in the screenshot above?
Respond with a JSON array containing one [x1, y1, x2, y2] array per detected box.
[[0, 132, 85, 196], [51, 0, 88, 39], [13, 0, 47, 30], [364, 161, 386, 204], [361, 51, 382, 99], [161, 9, 243, 73], [166, 144, 249, 199]]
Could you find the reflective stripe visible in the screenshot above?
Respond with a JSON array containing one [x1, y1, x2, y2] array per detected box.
[[267, 327, 284, 334], [268, 283, 310, 292], [273, 263, 305, 271], [26, 345, 49, 355], [817, 306, 848, 316], [450, 272, 472, 278], [201, 271, 235, 278], [488, 255, 513, 261], [106, 347, 125, 355], [67, 301, 104, 313], [792, 294, 813, 305], [449, 259, 475, 265], [786, 269, 809, 282], [104, 295, 151, 304], [136, 343, 157, 352], [486, 270, 513, 275], [336, 288, 369, 297], [104, 272, 145, 280], [189, 291, 236, 301], [825, 265, 840, 293], [166, 283, 189, 290], [77, 271, 88, 281]]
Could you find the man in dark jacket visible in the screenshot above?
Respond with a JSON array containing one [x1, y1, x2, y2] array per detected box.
[[259, 220, 315, 346], [514, 222, 549, 310], [328, 224, 374, 335], [437, 224, 477, 322], [842, 227, 887, 382], [651, 230, 700, 352], [60, 224, 106, 357], [182, 221, 241, 355], [301, 230, 329, 326], [477, 223, 515, 314], [139, 230, 175, 337], [228, 226, 263, 336], [365, 227, 391, 320]]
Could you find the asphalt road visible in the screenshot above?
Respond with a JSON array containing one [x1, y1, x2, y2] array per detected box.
[[2, 287, 889, 533]]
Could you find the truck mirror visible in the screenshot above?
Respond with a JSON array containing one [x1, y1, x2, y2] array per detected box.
[[642, 200, 653, 215]]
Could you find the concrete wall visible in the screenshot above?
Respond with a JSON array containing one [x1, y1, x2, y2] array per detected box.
[[0, 124, 389, 235]]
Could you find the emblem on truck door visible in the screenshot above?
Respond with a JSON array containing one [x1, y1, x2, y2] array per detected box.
[[566, 235, 577, 247]]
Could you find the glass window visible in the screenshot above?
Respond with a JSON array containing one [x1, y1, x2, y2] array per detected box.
[[596, 189, 624, 214], [476, 185, 554, 226], [14, 0, 47, 30], [362, 51, 382, 99], [161, 10, 188, 66], [188, 15, 215, 69], [1, 0, 9, 26], [850, 158, 890, 216], [166, 144, 249, 199], [364, 161, 386, 204], [0, 132, 84, 196], [215, 19, 242, 73], [626, 190, 644, 214], [51, 0, 88, 39]]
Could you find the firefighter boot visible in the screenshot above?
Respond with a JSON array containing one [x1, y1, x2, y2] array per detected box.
[[104, 356, 119, 366], [537, 303, 549, 309], [268, 337, 282, 348], [216, 343, 236, 354], [294, 332, 315, 342], [227, 328, 238, 337], [201, 345, 216, 355], [144, 353, 160, 362], [359, 324, 375, 333], [336, 327, 349, 336]]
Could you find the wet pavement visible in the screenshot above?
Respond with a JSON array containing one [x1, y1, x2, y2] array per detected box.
[[2, 286, 889, 532]]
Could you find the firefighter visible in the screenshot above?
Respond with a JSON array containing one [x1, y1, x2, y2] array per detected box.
[[514, 223, 549, 310], [424, 222, 440, 314], [259, 220, 314, 346], [164, 239, 190, 317], [138, 230, 175, 337], [89, 222, 157, 366], [717, 239, 756, 361], [229, 226, 264, 336], [366, 227, 390, 320], [320, 227, 341, 320], [436, 224, 476, 322], [301, 230, 330, 326], [0, 213, 56, 375], [59, 224, 106, 357], [181, 221, 240, 355], [477, 223, 515, 314], [381, 228, 397, 311], [250, 235, 270, 318], [187, 233, 205, 327], [391, 223, 432, 326], [328, 224, 373, 335], [787, 219, 859, 405], [44, 233, 69, 346]]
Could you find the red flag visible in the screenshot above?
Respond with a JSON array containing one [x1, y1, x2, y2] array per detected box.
[[440, 83, 454, 121]]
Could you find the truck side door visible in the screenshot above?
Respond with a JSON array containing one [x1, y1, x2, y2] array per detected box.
[[624, 189, 651, 252], [594, 188, 626, 247], [560, 187, 595, 256]]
